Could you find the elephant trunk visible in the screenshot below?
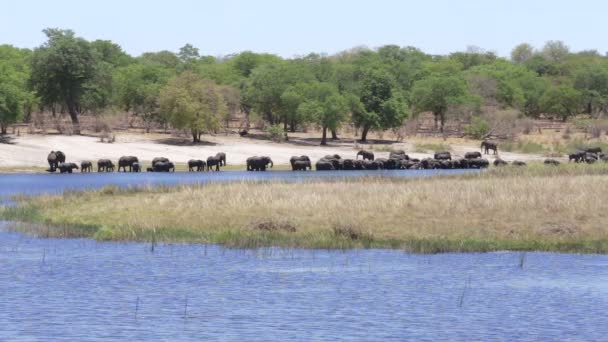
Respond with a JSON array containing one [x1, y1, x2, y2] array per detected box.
[[269, 159, 273, 168]]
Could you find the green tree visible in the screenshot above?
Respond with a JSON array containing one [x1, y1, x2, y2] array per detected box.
[[572, 63, 608, 115], [354, 68, 409, 141], [0, 45, 35, 133], [511, 43, 535, 64], [540, 85, 582, 121], [410, 75, 472, 132], [114, 63, 173, 132], [159, 71, 227, 142], [30, 28, 98, 134]]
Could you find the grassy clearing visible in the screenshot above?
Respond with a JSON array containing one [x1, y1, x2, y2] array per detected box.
[[3, 163, 608, 253], [501, 134, 608, 156]]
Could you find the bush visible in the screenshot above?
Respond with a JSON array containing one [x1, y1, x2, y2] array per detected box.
[[464, 117, 490, 139], [266, 124, 286, 142]]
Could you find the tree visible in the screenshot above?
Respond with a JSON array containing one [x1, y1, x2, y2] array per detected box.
[[178, 44, 200, 63], [0, 45, 34, 133], [542, 40, 570, 62], [286, 82, 348, 145], [410, 75, 472, 132], [351, 68, 409, 141], [114, 63, 173, 132], [511, 43, 535, 64], [30, 29, 97, 134], [244, 61, 312, 127], [159, 71, 227, 142], [573, 63, 608, 115], [540, 85, 582, 121]]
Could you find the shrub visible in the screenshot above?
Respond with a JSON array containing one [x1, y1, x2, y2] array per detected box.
[[464, 117, 490, 139], [266, 124, 286, 142]]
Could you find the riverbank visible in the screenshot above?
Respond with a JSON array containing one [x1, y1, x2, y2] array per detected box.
[[3, 163, 608, 253]]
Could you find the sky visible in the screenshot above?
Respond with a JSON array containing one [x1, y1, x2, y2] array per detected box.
[[1, 0, 606, 58]]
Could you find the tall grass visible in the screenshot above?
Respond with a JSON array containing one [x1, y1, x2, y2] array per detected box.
[[3, 165, 608, 253]]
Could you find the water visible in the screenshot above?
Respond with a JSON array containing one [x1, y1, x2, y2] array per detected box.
[[0, 169, 477, 200], [1, 171, 608, 341]]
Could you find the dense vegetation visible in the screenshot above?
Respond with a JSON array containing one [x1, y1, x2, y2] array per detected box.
[[2, 29, 608, 142]]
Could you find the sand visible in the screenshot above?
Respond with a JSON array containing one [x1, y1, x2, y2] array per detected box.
[[0, 132, 546, 168]]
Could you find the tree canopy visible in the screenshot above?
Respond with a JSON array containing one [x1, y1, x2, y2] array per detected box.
[[2, 28, 608, 140]]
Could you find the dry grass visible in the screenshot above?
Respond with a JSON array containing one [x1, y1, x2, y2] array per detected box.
[[4, 167, 608, 252]]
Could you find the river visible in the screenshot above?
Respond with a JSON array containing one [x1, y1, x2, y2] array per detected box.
[[1, 170, 607, 341]]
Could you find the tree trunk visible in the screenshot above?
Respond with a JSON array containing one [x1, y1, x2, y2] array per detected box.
[[320, 126, 327, 145], [290, 120, 296, 133], [1, 124, 7, 135], [433, 114, 439, 131], [331, 129, 339, 140], [66, 102, 81, 135], [360, 125, 370, 142], [192, 130, 200, 143], [439, 113, 445, 133]]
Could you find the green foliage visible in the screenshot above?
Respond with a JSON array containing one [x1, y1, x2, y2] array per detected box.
[[0, 45, 34, 133], [265, 124, 285, 142], [354, 67, 409, 141], [30, 28, 99, 133], [540, 85, 582, 120], [159, 71, 228, 142], [464, 117, 491, 139], [410, 75, 471, 131]]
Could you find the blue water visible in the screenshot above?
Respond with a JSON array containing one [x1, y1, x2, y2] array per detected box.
[[1, 171, 607, 341], [0, 169, 478, 200]]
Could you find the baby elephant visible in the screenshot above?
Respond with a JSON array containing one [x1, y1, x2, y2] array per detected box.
[[81, 161, 93, 173], [58, 162, 79, 174], [97, 159, 115, 172]]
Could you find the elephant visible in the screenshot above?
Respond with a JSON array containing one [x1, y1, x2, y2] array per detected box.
[[493, 158, 508, 167], [600, 153, 608, 162], [340, 159, 356, 170], [384, 158, 402, 170], [47, 150, 66, 172], [215, 152, 227, 166], [293, 160, 311, 171], [420, 158, 439, 169], [389, 150, 408, 160], [206, 156, 222, 171], [58, 162, 79, 174], [246, 156, 273, 171], [434, 151, 451, 160], [374, 158, 388, 169], [188, 159, 206, 172], [468, 158, 489, 169], [363, 160, 382, 170], [324, 154, 341, 160], [152, 161, 175, 172], [356, 150, 374, 161], [353, 159, 365, 170], [512, 160, 527, 166], [97, 159, 115, 172], [584, 147, 602, 154], [118, 156, 139, 172], [544, 159, 560, 166], [481, 140, 498, 155], [584, 153, 598, 164], [464, 151, 482, 159], [290, 155, 311, 170], [315, 160, 334, 171], [80, 161, 93, 173], [132, 162, 141, 172], [152, 157, 170, 167], [568, 151, 585, 163]]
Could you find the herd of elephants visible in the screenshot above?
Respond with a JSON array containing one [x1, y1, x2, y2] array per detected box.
[[44, 140, 607, 174]]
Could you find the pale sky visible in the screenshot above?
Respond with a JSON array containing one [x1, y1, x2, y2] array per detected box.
[[1, 0, 606, 58]]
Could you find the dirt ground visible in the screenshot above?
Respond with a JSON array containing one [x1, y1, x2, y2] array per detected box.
[[0, 131, 547, 168]]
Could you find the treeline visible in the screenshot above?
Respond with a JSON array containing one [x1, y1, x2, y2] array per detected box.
[[1, 29, 608, 143]]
